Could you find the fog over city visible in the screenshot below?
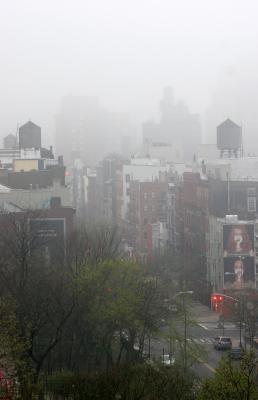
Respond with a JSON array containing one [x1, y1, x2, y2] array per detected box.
[[1, 0, 258, 152], [3, 1, 258, 395]]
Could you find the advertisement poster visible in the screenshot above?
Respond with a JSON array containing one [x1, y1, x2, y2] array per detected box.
[[29, 218, 65, 262], [224, 256, 255, 289], [223, 224, 254, 256]]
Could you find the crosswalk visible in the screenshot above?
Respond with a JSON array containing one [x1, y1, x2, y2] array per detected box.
[[198, 322, 237, 330], [171, 337, 215, 345]]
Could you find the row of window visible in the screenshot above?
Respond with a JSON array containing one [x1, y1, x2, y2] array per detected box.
[[247, 196, 256, 212]]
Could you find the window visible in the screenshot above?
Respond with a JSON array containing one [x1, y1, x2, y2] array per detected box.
[[144, 192, 148, 199], [152, 192, 155, 198], [144, 205, 148, 212], [247, 188, 256, 197], [125, 174, 130, 182], [247, 197, 256, 212], [126, 188, 130, 196]]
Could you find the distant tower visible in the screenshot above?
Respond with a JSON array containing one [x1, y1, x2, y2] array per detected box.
[[3, 134, 17, 149], [217, 118, 243, 158], [19, 121, 41, 149], [160, 86, 174, 124]]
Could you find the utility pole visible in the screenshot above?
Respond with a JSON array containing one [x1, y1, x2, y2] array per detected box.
[[183, 294, 187, 373], [173, 290, 193, 374]]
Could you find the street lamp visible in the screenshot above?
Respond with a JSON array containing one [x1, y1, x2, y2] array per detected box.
[[174, 290, 194, 373]]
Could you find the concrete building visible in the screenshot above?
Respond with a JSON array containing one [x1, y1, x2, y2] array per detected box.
[[208, 178, 258, 220], [147, 221, 168, 258], [142, 140, 183, 163], [3, 134, 17, 149], [122, 158, 170, 220], [0, 197, 75, 264], [207, 215, 256, 292], [0, 121, 71, 210], [197, 144, 220, 162], [142, 87, 202, 162], [0, 181, 71, 210], [55, 95, 135, 166]]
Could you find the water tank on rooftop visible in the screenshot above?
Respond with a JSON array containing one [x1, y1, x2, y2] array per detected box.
[[19, 121, 41, 149], [217, 118, 242, 158]]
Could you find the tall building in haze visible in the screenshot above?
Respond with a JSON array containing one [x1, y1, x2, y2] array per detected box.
[[143, 87, 202, 162], [55, 95, 135, 166]]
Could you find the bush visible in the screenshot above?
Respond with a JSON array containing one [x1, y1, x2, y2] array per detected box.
[[46, 364, 196, 400]]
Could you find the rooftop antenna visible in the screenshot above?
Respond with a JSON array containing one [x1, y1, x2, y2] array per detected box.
[[240, 121, 244, 157], [227, 171, 230, 212], [15, 123, 19, 148]]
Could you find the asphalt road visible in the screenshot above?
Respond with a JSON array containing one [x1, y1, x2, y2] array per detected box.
[[146, 302, 241, 378]]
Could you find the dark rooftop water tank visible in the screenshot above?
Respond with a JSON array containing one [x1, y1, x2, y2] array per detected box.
[[217, 118, 242, 151], [19, 121, 41, 149]]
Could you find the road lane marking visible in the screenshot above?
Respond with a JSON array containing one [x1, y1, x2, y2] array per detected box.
[[198, 323, 209, 330], [196, 358, 216, 373]]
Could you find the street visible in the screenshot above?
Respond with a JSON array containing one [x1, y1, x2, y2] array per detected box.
[[146, 301, 242, 377]]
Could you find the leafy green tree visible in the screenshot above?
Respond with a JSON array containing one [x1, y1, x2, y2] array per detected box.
[[162, 293, 207, 373], [0, 212, 74, 379], [46, 364, 196, 400], [197, 352, 258, 400], [0, 297, 44, 398], [61, 259, 165, 371]]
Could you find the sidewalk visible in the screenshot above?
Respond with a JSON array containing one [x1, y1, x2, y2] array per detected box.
[[191, 301, 237, 329], [191, 301, 219, 323]]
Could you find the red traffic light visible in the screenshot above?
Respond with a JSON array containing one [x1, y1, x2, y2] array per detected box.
[[211, 294, 224, 302]]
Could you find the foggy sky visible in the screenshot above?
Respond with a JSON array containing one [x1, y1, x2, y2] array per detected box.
[[1, 0, 258, 149]]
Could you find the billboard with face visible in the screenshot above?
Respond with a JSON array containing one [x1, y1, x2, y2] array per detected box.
[[224, 256, 255, 289], [223, 224, 254, 257]]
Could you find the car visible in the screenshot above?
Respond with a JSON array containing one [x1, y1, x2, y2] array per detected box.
[[161, 354, 175, 367], [214, 336, 232, 350], [230, 347, 244, 360], [168, 304, 178, 313]]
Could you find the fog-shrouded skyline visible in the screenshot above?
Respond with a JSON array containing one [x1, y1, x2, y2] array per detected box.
[[1, 0, 258, 151]]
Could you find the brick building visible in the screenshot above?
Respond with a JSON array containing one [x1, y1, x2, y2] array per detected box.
[[127, 179, 168, 257]]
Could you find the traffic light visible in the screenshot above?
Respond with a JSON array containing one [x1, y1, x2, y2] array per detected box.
[[212, 294, 224, 303], [211, 294, 225, 312]]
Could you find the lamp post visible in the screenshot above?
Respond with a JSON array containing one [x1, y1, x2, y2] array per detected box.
[[174, 291, 194, 373]]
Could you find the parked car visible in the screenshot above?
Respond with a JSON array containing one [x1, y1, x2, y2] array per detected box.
[[168, 304, 178, 313], [162, 354, 175, 367], [214, 336, 232, 350], [230, 347, 244, 360]]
